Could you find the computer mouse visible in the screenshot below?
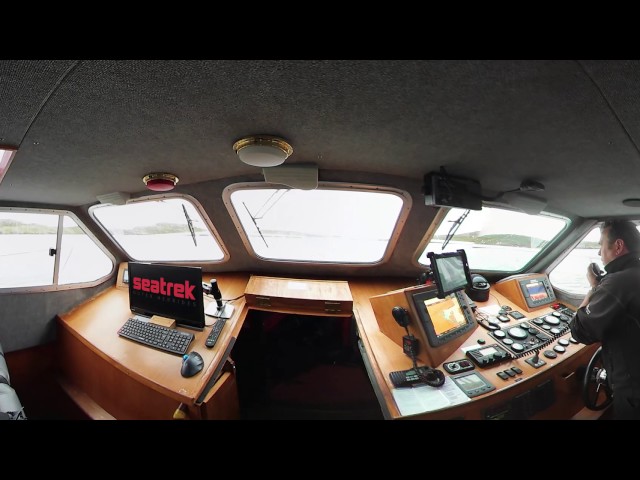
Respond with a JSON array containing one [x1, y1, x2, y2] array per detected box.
[[181, 351, 204, 377]]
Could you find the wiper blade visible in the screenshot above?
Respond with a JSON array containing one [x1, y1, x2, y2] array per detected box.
[[243, 202, 268, 248], [182, 204, 197, 247], [441, 209, 470, 250]]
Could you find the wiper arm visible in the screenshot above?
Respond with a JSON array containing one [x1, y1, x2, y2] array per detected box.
[[243, 202, 268, 248], [441, 209, 470, 250], [182, 204, 197, 247]]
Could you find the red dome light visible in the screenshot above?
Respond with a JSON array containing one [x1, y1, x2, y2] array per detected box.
[[142, 173, 179, 192]]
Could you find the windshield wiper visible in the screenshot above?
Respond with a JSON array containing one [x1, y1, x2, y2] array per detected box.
[[441, 209, 470, 250], [241, 190, 289, 249], [182, 204, 197, 247], [243, 202, 269, 248]]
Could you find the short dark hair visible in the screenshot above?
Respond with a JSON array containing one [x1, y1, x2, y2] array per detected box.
[[601, 220, 640, 253]]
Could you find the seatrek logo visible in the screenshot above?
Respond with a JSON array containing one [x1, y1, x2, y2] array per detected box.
[[132, 276, 196, 301]]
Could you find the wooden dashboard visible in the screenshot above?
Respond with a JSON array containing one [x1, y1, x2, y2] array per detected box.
[[55, 268, 598, 420]]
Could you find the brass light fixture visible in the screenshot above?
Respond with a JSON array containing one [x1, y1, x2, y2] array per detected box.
[[233, 135, 293, 167]]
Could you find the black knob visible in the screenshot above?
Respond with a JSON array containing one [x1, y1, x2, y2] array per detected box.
[[392, 306, 410, 327]]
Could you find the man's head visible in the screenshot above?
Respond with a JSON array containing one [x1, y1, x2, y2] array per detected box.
[[599, 220, 640, 266]]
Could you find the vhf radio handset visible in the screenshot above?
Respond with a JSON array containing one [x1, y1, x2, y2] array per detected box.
[[388, 306, 445, 388], [590, 263, 605, 283], [392, 306, 419, 357], [204, 279, 235, 319]]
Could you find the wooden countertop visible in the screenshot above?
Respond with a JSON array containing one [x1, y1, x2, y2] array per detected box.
[[57, 272, 251, 406], [56, 271, 597, 420]]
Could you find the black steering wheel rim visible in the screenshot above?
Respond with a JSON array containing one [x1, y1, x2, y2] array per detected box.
[[582, 346, 613, 411]]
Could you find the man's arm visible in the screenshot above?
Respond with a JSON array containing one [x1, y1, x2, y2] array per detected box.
[[570, 264, 611, 344], [570, 281, 623, 344]]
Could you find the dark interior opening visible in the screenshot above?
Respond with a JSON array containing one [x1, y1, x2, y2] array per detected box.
[[231, 310, 383, 420]]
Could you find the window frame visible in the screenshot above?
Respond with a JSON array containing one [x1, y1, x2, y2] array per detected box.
[[223, 181, 412, 265], [89, 193, 230, 265], [0, 206, 116, 294]]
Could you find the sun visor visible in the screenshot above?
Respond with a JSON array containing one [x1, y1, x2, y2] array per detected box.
[[262, 163, 318, 190], [503, 192, 547, 215]]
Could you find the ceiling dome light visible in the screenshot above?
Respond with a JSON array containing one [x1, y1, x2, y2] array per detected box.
[[143, 172, 179, 192], [233, 135, 293, 167]]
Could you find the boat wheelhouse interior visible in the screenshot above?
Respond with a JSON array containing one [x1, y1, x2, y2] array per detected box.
[[1, 59, 637, 421]]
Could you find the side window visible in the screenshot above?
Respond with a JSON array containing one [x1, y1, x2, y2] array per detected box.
[[58, 215, 114, 285], [416, 206, 569, 272], [0, 209, 114, 290], [548, 226, 602, 295]]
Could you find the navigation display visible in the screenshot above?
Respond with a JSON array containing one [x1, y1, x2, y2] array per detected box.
[[409, 286, 476, 348], [516, 275, 556, 309], [525, 280, 548, 301], [423, 295, 468, 337]]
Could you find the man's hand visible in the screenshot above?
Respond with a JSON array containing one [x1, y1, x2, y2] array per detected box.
[[587, 262, 603, 288]]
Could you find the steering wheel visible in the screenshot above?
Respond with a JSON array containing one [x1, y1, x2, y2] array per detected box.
[[582, 346, 613, 411]]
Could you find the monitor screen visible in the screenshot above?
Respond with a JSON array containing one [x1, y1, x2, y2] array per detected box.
[[524, 280, 548, 301], [127, 262, 205, 331], [409, 286, 476, 347], [427, 249, 472, 298]]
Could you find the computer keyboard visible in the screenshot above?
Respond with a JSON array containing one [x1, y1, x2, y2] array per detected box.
[[118, 317, 194, 355]]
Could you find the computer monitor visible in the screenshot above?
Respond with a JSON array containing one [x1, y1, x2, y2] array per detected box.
[[127, 262, 205, 331], [408, 286, 476, 348], [427, 249, 472, 299]]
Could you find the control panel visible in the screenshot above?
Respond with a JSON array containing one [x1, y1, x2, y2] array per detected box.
[[443, 358, 475, 374], [451, 371, 496, 398], [489, 320, 552, 356], [466, 343, 512, 367], [488, 306, 574, 357], [494, 273, 560, 313]]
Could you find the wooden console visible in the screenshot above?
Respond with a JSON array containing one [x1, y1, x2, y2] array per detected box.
[[244, 275, 353, 316], [369, 284, 475, 368]]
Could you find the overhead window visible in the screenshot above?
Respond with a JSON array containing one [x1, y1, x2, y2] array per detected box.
[[91, 195, 227, 263], [224, 183, 410, 264], [417, 206, 569, 272], [0, 209, 114, 291]]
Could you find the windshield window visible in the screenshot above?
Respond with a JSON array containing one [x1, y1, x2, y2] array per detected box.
[[225, 184, 409, 263], [417, 206, 569, 271], [91, 195, 227, 262]]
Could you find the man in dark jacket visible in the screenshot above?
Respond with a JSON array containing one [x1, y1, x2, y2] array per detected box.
[[569, 219, 640, 419]]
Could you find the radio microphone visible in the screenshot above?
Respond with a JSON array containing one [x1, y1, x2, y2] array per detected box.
[[392, 306, 410, 328], [211, 279, 223, 308], [204, 278, 234, 320]]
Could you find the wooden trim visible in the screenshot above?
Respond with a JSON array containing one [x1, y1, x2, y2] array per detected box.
[[57, 375, 115, 420]]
